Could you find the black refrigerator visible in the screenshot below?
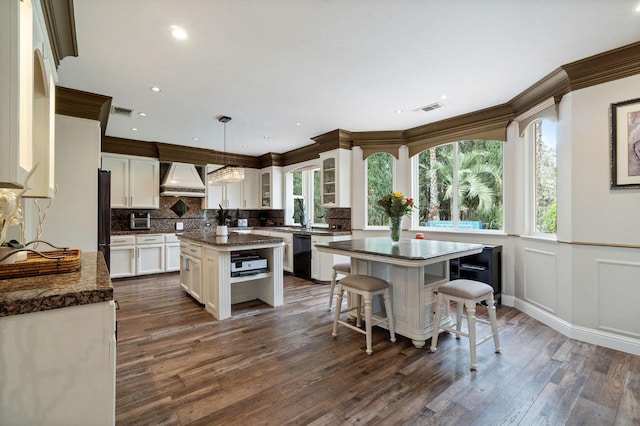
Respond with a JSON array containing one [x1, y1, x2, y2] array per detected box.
[[98, 169, 111, 271]]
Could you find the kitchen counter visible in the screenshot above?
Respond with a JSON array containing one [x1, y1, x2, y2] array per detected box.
[[178, 231, 284, 246], [112, 226, 351, 237], [0, 252, 113, 317]]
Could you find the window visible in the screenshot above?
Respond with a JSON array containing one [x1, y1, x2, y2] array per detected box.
[[366, 152, 394, 226], [290, 168, 326, 225], [416, 140, 503, 231], [530, 120, 557, 234]]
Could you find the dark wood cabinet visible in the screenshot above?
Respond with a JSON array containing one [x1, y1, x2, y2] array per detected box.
[[450, 245, 502, 303]]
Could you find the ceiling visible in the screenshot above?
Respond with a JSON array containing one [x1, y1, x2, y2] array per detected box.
[[57, 0, 640, 157]]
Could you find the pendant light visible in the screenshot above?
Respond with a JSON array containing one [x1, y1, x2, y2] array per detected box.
[[207, 116, 245, 185]]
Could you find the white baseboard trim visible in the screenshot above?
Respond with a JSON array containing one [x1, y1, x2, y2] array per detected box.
[[512, 297, 640, 356]]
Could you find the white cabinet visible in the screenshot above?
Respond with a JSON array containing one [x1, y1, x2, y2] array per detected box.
[[164, 234, 180, 272], [110, 235, 136, 278], [259, 167, 283, 209], [102, 153, 159, 209], [311, 234, 351, 281], [135, 234, 164, 275], [180, 241, 203, 302], [0, 301, 116, 425], [320, 149, 351, 207], [204, 165, 259, 209], [266, 230, 293, 273]]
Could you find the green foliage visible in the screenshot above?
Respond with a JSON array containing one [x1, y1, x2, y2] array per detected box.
[[367, 153, 394, 225], [215, 204, 230, 225], [540, 202, 557, 234]]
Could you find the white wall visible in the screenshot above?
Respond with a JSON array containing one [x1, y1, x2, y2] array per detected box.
[[25, 115, 100, 252]]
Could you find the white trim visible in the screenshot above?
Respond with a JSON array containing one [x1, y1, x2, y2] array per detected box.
[[513, 297, 640, 356]]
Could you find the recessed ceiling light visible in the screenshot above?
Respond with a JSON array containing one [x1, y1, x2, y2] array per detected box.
[[192, 137, 199, 141], [131, 127, 138, 131], [138, 112, 146, 117], [295, 122, 301, 126], [636, 2, 640, 12], [395, 110, 403, 114], [170, 25, 188, 40], [263, 136, 270, 140], [150, 86, 161, 92], [440, 94, 449, 100]]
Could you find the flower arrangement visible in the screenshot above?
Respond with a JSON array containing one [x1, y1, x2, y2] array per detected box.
[[377, 192, 415, 242], [377, 192, 415, 219]]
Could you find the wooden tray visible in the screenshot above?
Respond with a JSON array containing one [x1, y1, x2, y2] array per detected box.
[[0, 249, 82, 279]]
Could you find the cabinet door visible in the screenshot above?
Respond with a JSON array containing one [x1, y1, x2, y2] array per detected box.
[[225, 181, 242, 209], [311, 236, 320, 280], [110, 246, 135, 278], [137, 244, 164, 275], [322, 157, 336, 205], [129, 158, 159, 208], [165, 243, 180, 272], [243, 169, 260, 209], [102, 155, 129, 208], [189, 257, 202, 303], [260, 171, 271, 208]]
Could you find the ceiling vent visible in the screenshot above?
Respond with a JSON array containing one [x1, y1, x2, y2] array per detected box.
[[110, 106, 133, 117], [414, 102, 445, 113]]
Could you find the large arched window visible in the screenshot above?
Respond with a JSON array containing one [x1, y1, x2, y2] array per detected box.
[[416, 140, 503, 231], [366, 152, 394, 226]]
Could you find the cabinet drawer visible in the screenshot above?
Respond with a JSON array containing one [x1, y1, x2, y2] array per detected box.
[[164, 234, 180, 243], [180, 241, 201, 258], [110, 235, 136, 246], [135, 234, 164, 245]]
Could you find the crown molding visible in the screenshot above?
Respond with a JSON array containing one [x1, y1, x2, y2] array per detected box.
[[281, 143, 320, 167], [102, 136, 159, 158], [351, 131, 405, 159], [258, 153, 286, 168], [311, 129, 353, 151], [509, 67, 569, 117], [55, 86, 111, 136], [40, 0, 78, 68]]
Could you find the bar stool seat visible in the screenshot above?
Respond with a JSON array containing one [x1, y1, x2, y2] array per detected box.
[[328, 262, 351, 310], [332, 274, 396, 355], [430, 279, 501, 370]]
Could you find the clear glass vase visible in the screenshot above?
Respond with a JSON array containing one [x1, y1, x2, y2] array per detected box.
[[389, 217, 401, 243]]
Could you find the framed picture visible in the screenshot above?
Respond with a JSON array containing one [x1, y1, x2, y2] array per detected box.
[[610, 97, 640, 189]]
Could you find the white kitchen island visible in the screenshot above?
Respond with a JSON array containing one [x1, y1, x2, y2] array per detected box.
[[316, 238, 484, 348], [178, 232, 284, 320]]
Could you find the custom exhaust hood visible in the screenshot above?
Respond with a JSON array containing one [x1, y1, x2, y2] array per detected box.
[[160, 163, 206, 197]]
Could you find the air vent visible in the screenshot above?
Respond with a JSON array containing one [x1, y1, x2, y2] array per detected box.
[[110, 106, 133, 117], [414, 102, 444, 113]]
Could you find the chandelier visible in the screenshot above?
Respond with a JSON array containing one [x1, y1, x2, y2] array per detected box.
[[207, 116, 245, 185]]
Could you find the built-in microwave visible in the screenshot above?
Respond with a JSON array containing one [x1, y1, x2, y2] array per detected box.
[[130, 213, 151, 230]]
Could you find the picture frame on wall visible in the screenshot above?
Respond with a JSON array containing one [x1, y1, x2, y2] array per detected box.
[[610, 97, 640, 189]]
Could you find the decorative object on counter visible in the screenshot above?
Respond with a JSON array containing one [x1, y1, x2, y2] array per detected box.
[[377, 192, 415, 243], [170, 199, 189, 217], [215, 204, 230, 236], [32, 184, 58, 250], [0, 239, 81, 279], [0, 163, 38, 260], [207, 116, 245, 185], [415, 233, 424, 239]]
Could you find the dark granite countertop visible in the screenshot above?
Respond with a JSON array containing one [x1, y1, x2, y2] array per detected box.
[[113, 227, 351, 237], [316, 237, 483, 261], [0, 252, 113, 317], [178, 232, 284, 247]]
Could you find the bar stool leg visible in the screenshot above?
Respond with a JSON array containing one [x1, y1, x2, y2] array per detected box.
[[355, 294, 362, 328], [383, 288, 396, 342], [455, 301, 464, 339], [332, 284, 343, 337], [465, 301, 477, 370], [429, 293, 443, 352], [486, 297, 501, 353], [364, 295, 373, 355], [328, 269, 338, 310]]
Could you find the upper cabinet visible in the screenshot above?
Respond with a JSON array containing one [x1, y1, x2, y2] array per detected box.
[[204, 166, 259, 210], [320, 149, 351, 207], [0, 0, 56, 197], [260, 167, 283, 209], [102, 153, 159, 209]]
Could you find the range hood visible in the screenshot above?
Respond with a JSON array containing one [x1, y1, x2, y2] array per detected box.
[[160, 163, 206, 197]]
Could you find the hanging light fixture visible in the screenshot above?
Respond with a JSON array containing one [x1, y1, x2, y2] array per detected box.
[[207, 116, 245, 185]]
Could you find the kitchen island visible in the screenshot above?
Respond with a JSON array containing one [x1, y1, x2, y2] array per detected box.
[[316, 238, 484, 348], [0, 252, 115, 425], [178, 232, 284, 320]]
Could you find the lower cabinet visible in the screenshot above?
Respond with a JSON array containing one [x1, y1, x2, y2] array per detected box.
[[110, 234, 180, 278], [180, 241, 203, 302], [311, 235, 351, 282], [110, 235, 136, 278], [136, 235, 164, 275]]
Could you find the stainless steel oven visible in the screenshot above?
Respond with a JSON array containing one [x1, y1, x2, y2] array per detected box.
[[130, 213, 151, 230]]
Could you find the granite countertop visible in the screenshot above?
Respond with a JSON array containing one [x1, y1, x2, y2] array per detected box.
[[113, 227, 351, 237], [0, 252, 113, 317], [178, 232, 284, 246], [317, 237, 484, 261]]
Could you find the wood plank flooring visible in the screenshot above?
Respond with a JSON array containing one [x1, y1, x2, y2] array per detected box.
[[114, 273, 640, 425]]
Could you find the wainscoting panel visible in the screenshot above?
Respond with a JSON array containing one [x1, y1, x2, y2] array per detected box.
[[596, 259, 640, 338], [523, 248, 557, 313]]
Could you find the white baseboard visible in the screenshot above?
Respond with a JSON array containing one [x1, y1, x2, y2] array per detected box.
[[512, 297, 640, 356]]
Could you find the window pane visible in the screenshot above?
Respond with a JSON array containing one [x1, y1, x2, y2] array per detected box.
[[313, 170, 326, 223], [456, 140, 503, 230], [534, 120, 557, 233], [293, 171, 302, 195], [417, 144, 454, 228], [367, 152, 393, 226]]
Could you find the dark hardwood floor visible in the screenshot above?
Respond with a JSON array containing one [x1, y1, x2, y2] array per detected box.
[[113, 273, 640, 425]]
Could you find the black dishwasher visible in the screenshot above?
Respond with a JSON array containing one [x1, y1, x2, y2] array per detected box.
[[293, 234, 312, 280]]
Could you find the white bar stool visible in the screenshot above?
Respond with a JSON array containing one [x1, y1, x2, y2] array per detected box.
[[430, 279, 501, 370], [332, 274, 396, 355], [328, 262, 350, 310]]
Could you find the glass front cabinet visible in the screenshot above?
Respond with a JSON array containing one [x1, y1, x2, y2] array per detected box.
[[320, 149, 351, 207]]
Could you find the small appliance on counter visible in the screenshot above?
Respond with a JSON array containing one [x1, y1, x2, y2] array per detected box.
[[130, 213, 151, 230], [230, 254, 267, 277]]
